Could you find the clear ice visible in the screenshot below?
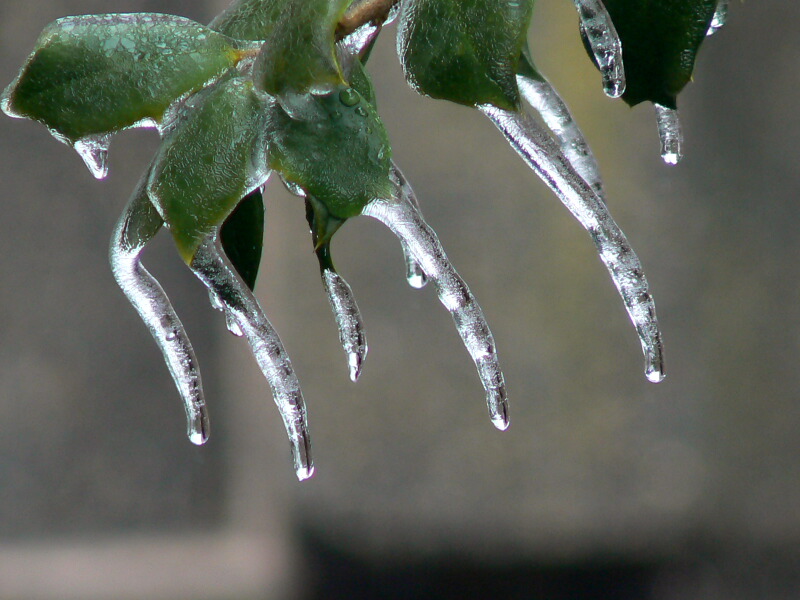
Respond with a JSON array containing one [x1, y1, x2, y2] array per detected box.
[[654, 103, 683, 165], [74, 133, 112, 180], [322, 269, 368, 382], [191, 233, 313, 480], [707, 0, 729, 36], [110, 189, 209, 445], [391, 163, 428, 288], [480, 105, 665, 383], [573, 0, 626, 97], [363, 169, 510, 430], [517, 74, 606, 202]]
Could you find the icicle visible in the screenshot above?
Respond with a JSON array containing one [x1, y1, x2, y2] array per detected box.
[[517, 74, 606, 202], [573, 0, 626, 98], [480, 105, 665, 383], [707, 0, 729, 36], [109, 191, 209, 445], [74, 133, 112, 179], [389, 165, 429, 288], [322, 269, 368, 382], [191, 233, 313, 480], [207, 290, 244, 337], [363, 176, 510, 430], [654, 104, 683, 165]]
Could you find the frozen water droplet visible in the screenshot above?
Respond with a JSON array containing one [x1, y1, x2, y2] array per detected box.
[[364, 172, 510, 429], [654, 104, 683, 165], [574, 0, 626, 97], [517, 74, 607, 202], [707, 0, 729, 36], [339, 87, 360, 107], [405, 260, 427, 289], [389, 164, 429, 289], [322, 269, 367, 382], [74, 133, 112, 179], [191, 234, 313, 479], [110, 188, 209, 445], [225, 312, 244, 337], [480, 105, 664, 382]]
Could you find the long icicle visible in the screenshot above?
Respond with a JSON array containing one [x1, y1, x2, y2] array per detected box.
[[572, 0, 626, 98], [480, 105, 665, 383], [322, 268, 368, 382], [109, 180, 209, 445], [391, 163, 428, 288], [363, 171, 509, 430], [517, 73, 607, 202], [191, 233, 313, 480]]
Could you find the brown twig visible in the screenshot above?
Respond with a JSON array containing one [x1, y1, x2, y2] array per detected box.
[[336, 0, 401, 40]]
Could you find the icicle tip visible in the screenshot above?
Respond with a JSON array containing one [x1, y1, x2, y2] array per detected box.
[[488, 389, 510, 431], [187, 407, 210, 445], [645, 351, 666, 383], [348, 351, 364, 382], [292, 432, 315, 481]]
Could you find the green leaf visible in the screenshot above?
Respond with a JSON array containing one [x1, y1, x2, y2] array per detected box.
[[1, 14, 248, 142], [255, 0, 351, 95], [220, 188, 265, 291], [397, 0, 533, 110], [266, 83, 392, 220], [209, 0, 287, 40], [597, 0, 717, 108], [147, 75, 269, 264]]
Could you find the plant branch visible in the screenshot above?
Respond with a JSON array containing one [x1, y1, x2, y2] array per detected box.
[[336, 0, 401, 39]]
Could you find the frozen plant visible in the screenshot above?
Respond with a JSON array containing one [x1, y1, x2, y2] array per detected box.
[[2, 0, 724, 478]]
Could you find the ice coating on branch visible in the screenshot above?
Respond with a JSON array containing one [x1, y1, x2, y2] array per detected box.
[[654, 104, 683, 165], [207, 290, 245, 336], [363, 173, 510, 430], [390, 164, 428, 288], [74, 133, 112, 179], [110, 196, 209, 445], [517, 74, 606, 202], [574, 0, 626, 97], [322, 269, 368, 382], [480, 105, 664, 383], [707, 0, 729, 36], [191, 234, 313, 480]]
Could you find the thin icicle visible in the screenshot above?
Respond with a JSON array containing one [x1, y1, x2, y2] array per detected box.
[[390, 165, 428, 288], [517, 73, 606, 202], [707, 0, 729, 36], [654, 103, 683, 165], [109, 190, 209, 445], [191, 233, 313, 480], [480, 105, 665, 383], [573, 0, 626, 97], [322, 269, 368, 382], [363, 177, 510, 430], [207, 290, 244, 337]]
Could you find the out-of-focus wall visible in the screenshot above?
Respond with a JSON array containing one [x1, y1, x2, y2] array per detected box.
[[1, 1, 798, 599]]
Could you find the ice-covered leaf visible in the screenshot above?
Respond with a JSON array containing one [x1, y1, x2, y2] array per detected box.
[[266, 84, 392, 220], [147, 76, 270, 264], [220, 188, 265, 291], [210, 0, 288, 40], [593, 0, 717, 108], [397, 0, 533, 110], [1, 14, 249, 142], [255, 0, 351, 95]]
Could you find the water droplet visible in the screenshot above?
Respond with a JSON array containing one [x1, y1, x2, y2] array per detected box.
[[654, 104, 683, 165], [339, 87, 360, 107]]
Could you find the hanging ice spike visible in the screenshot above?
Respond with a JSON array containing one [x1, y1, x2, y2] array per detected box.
[[322, 268, 368, 382], [191, 233, 314, 480], [654, 104, 683, 165], [363, 167, 510, 430], [573, 0, 626, 98], [707, 0, 729, 36], [480, 105, 665, 383], [110, 181, 209, 445]]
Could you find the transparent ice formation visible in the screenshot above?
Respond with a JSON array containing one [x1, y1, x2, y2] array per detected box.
[[74, 133, 112, 180], [707, 0, 729, 36], [573, 0, 626, 97], [391, 162, 428, 288], [517, 73, 606, 202], [322, 269, 368, 382], [191, 233, 313, 480], [364, 168, 510, 430], [654, 103, 683, 165], [110, 187, 209, 445], [480, 105, 665, 383]]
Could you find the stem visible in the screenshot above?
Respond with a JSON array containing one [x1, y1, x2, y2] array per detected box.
[[337, 0, 400, 39]]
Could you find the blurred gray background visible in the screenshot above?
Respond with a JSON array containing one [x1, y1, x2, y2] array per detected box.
[[1, 0, 798, 598]]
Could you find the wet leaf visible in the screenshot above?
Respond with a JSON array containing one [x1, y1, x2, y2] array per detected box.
[[397, 0, 533, 110], [221, 188, 265, 291], [1, 14, 248, 142], [210, 0, 288, 41]]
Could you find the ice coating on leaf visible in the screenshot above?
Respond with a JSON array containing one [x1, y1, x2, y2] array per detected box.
[[480, 105, 665, 383], [517, 73, 606, 202], [110, 180, 209, 445], [654, 103, 683, 165], [707, 0, 729, 36], [1, 14, 247, 143], [73, 133, 112, 180], [191, 234, 313, 480], [573, 0, 626, 97], [363, 173, 510, 430], [322, 269, 368, 382]]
